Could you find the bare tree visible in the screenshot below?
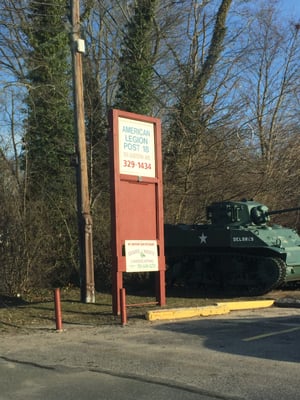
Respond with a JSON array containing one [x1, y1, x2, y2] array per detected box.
[[235, 2, 300, 206], [162, 0, 234, 223]]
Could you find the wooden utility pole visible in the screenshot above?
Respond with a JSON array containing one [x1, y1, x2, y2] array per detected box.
[[70, 0, 95, 303]]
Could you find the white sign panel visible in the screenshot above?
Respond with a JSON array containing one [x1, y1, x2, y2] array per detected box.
[[118, 117, 156, 178], [125, 240, 159, 272]]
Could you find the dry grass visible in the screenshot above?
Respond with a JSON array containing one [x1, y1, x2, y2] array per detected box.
[[0, 286, 297, 334], [0, 288, 116, 333]]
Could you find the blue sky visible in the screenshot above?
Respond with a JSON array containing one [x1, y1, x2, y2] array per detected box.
[[277, 0, 300, 19]]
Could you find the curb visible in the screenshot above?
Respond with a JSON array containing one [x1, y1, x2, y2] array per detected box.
[[218, 300, 274, 311], [145, 300, 275, 321], [274, 298, 300, 308]]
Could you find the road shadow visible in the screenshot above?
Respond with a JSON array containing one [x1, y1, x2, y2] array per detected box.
[[154, 313, 300, 363]]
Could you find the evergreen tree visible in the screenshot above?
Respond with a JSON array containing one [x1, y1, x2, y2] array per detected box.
[[21, 0, 78, 287], [114, 0, 157, 115], [24, 0, 74, 199], [83, 56, 112, 289]]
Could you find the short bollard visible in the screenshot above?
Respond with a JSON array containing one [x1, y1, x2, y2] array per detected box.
[[120, 288, 127, 326], [54, 288, 63, 332]]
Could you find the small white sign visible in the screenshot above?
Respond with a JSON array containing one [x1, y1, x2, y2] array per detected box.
[[125, 240, 158, 272], [118, 117, 156, 178]]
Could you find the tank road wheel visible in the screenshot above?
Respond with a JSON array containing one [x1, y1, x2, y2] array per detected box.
[[247, 256, 286, 295], [165, 256, 194, 287], [166, 253, 286, 296], [165, 258, 182, 287]]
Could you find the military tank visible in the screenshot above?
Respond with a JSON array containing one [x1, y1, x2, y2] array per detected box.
[[165, 200, 300, 295]]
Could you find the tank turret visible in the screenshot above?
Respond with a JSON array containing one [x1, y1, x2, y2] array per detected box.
[[206, 200, 300, 227]]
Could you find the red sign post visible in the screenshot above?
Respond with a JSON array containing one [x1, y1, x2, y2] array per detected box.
[[109, 109, 166, 315]]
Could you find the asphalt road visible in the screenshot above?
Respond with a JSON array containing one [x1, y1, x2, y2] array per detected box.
[[1, 306, 299, 400], [0, 360, 217, 400]]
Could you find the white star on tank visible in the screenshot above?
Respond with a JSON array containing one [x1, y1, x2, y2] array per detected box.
[[199, 233, 207, 244]]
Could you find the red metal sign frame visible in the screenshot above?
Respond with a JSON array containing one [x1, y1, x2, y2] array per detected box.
[[109, 109, 166, 315]]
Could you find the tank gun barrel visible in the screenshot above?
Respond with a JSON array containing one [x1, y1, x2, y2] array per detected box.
[[267, 206, 300, 216]]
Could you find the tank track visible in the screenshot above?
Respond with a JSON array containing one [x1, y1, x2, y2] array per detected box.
[[230, 254, 287, 296], [166, 253, 287, 296]]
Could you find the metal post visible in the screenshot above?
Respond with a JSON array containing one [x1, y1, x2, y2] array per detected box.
[[70, 0, 95, 303], [120, 288, 127, 325], [54, 288, 63, 332]]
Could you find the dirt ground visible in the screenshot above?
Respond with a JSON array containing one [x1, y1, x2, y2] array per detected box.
[[1, 286, 300, 334]]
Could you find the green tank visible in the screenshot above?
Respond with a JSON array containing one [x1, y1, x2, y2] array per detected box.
[[165, 200, 300, 295]]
